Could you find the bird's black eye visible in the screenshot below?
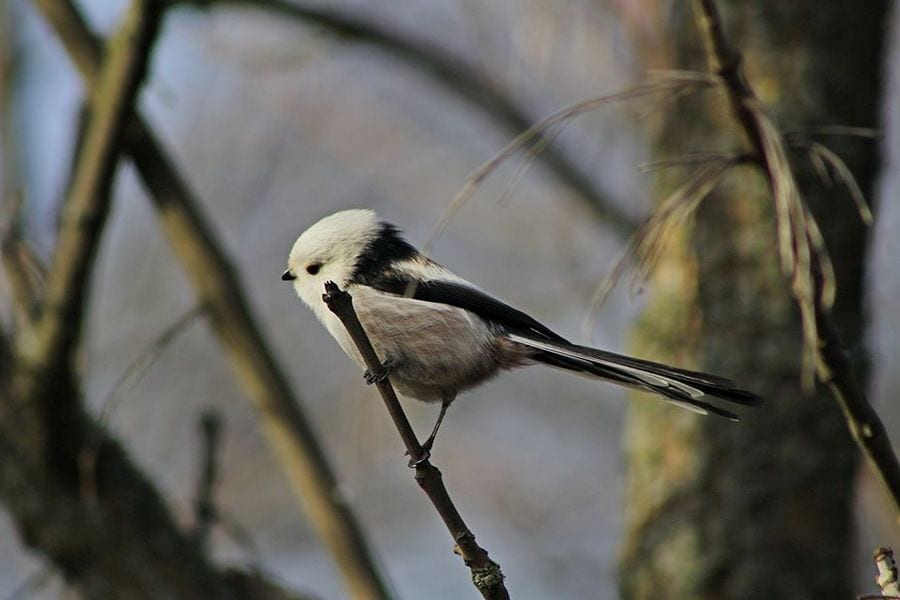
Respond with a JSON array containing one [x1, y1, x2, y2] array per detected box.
[[306, 263, 321, 275]]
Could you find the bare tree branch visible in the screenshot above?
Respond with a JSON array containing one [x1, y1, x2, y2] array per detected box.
[[692, 0, 900, 517], [18, 0, 161, 397], [176, 0, 639, 236], [322, 281, 509, 600], [0, 3, 258, 596], [30, 0, 392, 596]]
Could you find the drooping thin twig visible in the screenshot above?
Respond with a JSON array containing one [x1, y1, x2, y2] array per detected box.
[[692, 0, 900, 517], [788, 125, 880, 140], [638, 151, 754, 172], [78, 304, 204, 503], [425, 74, 717, 253], [32, 1, 393, 596], [322, 281, 509, 600], [98, 304, 204, 425], [582, 155, 738, 337], [800, 141, 872, 225]]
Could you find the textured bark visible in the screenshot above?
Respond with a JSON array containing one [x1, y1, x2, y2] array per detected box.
[[620, 3, 888, 599], [0, 372, 235, 599]]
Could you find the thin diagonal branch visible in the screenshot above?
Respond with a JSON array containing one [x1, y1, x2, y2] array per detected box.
[[177, 0, 638, 236], [1, 194, 46, 331], [31, 1, 392, 596], [322, 281, 509, 600], [98, 303, 204, 424], [693, 0, 900, 518]]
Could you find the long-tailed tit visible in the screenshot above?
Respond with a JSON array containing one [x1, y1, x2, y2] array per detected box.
[[282, 209, 761, 451]]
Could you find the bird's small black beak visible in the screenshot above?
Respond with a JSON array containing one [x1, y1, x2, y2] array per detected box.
[[281, 270, 296, 281]]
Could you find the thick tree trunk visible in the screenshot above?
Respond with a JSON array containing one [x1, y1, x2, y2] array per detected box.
[[619, 3, 889, 599]]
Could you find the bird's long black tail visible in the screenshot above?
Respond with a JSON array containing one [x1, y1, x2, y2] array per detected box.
[[507, 334, 762, 420]]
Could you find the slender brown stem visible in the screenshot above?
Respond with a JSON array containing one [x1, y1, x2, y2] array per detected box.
[[320, 283, 427, 465], [30, 0, 393, 596], [693, 0, 900, 519], [323, 281, 509, 600], [819, 314, 900, 516]]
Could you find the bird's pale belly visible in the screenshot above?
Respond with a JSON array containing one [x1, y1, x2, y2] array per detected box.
[[325, 287, 531, 403]]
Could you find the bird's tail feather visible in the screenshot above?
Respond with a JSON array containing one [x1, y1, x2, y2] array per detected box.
[[507, 334, 762, 421]]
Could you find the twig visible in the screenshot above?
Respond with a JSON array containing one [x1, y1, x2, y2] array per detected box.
[[818, 315, 900, 516], [1, 193, 46, 331], [192, 409, 223, 551], [322, 282, 509, 600], [98, 304, 204, 424], [875, 547, 900, 597], [425, 74, 715, 253], [76, 304, 204, 503], [693, 0, 900, 518], [31, 1, 392, 596], [175, 0, 636, 236], [583, 155, 738, 336], [801, 142, 872, 225]]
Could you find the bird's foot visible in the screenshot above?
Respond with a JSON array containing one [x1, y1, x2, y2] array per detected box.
[[403, 422, 440, 467], [363, 362, 393, 385], [406, 447, 431, 469]]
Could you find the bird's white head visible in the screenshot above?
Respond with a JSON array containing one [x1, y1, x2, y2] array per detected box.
[[283, 209, 380, 307], [282, 208, 420, 313]]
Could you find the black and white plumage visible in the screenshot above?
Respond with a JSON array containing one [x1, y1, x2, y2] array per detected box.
[[283, 209, 761, 447]]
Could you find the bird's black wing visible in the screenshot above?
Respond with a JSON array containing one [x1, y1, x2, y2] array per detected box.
[[367, 274, 569, 343], [366, 271, 762, 414]]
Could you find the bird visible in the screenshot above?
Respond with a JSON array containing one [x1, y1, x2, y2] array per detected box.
[[282, 209, 761, 452]]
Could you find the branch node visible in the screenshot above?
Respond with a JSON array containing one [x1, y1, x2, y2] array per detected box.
[[875, 547, 900, 596], [471, 559, 506, 591]]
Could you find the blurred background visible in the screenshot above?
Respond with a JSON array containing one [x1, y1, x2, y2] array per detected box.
[[1, 1, 898, 598]]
